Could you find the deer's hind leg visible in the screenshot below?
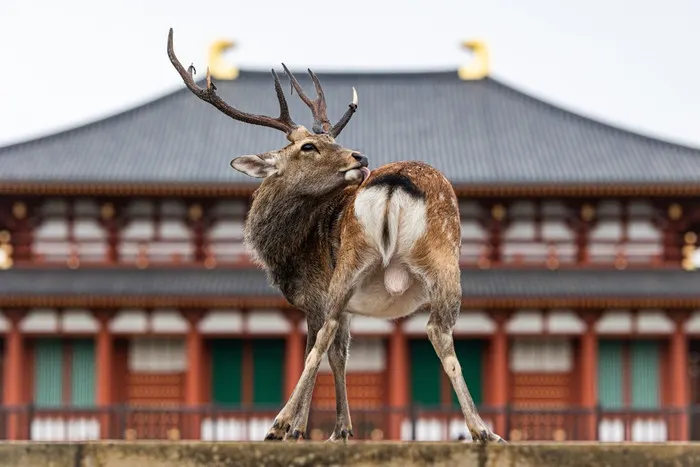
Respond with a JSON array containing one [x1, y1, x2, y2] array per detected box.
[[421, 261, 506, 444]]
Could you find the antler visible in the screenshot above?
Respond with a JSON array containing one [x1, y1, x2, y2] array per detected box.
[[167, 28, 298, 136], [281, 64, 358, 138]]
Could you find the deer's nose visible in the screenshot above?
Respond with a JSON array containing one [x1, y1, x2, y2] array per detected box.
[[352, 152, 368, 167]]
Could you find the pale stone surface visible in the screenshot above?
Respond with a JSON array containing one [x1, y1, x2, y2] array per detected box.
[[1, 441, 700, 467]]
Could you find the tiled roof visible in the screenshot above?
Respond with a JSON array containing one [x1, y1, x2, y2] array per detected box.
[[0, 268, 697, 301], [2, 70, 700, 185]]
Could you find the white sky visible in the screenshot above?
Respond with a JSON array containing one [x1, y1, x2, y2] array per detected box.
[[0, 0, 698, 148]]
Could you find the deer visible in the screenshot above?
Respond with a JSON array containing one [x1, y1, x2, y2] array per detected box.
[[167, 28, 505, 444]]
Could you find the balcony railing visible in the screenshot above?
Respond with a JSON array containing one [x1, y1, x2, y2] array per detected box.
[[461, 238, 666, 269], [0, 404, 689, 442], [10, 236, 674, 270]]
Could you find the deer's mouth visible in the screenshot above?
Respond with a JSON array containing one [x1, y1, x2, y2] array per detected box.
[[343, 166, 371, 184]]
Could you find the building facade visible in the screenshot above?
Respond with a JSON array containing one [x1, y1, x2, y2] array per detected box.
[[1, 64, 700, 442]]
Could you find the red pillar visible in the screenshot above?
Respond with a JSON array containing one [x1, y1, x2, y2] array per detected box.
[[94, 311, 114, 439], [3, 310, 25, 440], [184, 311, 204, 439], [387, 320, 408, 440], [491, 311, 509, 439], [284, 311, 304, 399], [578, 310, 600, 441], [670, 312, 690, 441]]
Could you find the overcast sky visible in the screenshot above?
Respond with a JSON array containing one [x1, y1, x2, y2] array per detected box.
[[1, 0, 698, 148]]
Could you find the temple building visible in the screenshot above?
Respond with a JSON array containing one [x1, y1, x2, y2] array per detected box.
[[1, 44, 699, 442]]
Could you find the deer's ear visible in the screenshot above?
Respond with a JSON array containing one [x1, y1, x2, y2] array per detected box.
[[230, 153, 278, 178]]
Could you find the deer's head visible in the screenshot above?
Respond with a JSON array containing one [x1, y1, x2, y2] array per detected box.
[[168, 29, 369, 196]]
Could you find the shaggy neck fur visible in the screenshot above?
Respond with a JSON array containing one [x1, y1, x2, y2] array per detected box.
[[244, 181, 354, 308]]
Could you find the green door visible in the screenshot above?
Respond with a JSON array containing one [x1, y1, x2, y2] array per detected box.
[[252, 339, 285, 407], [598, 340, 624, 409], [34, 339, 63, 407], [71, 339, 96, 407], [631, 341, 660, 409], [453, 339, 484, 406], [211, 339, 243, 407], [409, 339, 441, 407]]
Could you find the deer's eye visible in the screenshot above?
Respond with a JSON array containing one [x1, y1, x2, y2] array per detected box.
[[301, 143, 317, 152]]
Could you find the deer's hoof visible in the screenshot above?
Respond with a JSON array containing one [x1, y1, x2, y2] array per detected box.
[[283, 428, 306, 442], [470, 428, 506, 444], [327, 425, 354, 444], [264, 418, 291, 441]]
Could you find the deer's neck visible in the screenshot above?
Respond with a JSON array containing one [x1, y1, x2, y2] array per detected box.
[[244, 185, 353, 307]]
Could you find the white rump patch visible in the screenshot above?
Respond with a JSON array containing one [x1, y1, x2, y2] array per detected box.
[[353, 184, 427, 299], [354, 186, 427, 266]]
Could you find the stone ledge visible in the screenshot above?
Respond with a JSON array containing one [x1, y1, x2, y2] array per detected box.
[[1, 442, 699, 467]]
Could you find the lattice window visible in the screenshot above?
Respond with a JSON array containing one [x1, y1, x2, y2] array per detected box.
[[119, 199, 194, 265], [128, 338, 187, 373], [510, 338, 572, 373], [32, 199, 107, 265], [502, 201, 575, 266], [206, 200, 248, 264], [588, 200, 662, 266]]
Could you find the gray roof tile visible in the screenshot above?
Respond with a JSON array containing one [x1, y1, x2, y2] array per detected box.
[[0, 268, 697, 299], [2, 70, 700, 184]]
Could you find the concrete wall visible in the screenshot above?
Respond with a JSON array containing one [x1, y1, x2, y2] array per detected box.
[[2, 442, 699, 467]]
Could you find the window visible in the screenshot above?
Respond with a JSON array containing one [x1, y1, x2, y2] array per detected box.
[[32, 199, 107, 265]]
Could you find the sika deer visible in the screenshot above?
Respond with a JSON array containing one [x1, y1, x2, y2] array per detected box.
[[167, 28, 504, 444]]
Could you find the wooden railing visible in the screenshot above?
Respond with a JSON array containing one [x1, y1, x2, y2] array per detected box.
[[0, 404, 688, 442]]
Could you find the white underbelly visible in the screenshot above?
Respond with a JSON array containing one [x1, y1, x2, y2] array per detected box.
[[346, 278, 427, 319]]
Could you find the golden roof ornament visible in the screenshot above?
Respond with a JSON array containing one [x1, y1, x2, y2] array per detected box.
[[208, 39, 239, 80], [459, 39, 490, 81]]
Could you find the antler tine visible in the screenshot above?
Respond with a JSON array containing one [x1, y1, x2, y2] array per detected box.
[[306, 69, 330, 131], [167, 28, 297, 135], [281, 63, 331, 135], [330, 87, 359, 138], [281, 63, 313, 107]]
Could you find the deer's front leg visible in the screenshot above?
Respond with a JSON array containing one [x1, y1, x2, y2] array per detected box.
[[326, 313, 353, 442], [280, 314, 323, 441], [264, 315, 341, 441], [264, 251, 367, 442]]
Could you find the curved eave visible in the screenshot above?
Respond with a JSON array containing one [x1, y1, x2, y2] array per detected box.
[[2, 181, 700, 197]]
